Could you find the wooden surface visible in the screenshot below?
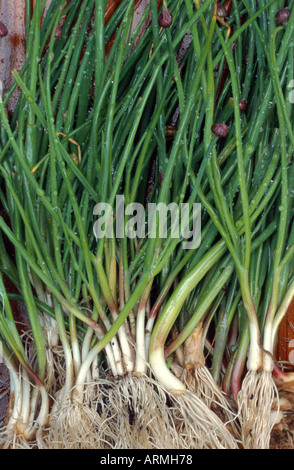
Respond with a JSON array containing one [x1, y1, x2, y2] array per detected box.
[[276, 298, 294, 371], [0, 0, 26, 112]]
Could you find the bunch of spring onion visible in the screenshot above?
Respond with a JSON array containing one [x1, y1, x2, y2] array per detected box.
[[148, 0, 294, 449], [0, 0, 293, 450]]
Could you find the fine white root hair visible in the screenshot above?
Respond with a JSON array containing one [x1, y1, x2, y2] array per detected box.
[[93, 373, 183, 449], [178, 366, 241, 442], [39, 381, 115, 449], [0, 428, 35, 449], [169, 324, 240, 443], [169, 389, 240, 449], [237, 369, 280, 449]]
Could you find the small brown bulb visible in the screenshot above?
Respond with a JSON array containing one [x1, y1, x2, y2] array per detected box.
[[239, 98, 247, 111], [0, 22, 8, 38], [275, 8, 291, 25], [211, 122, 229, 138], [217, 4, 228, 18], [158, 4, 173, 28]]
